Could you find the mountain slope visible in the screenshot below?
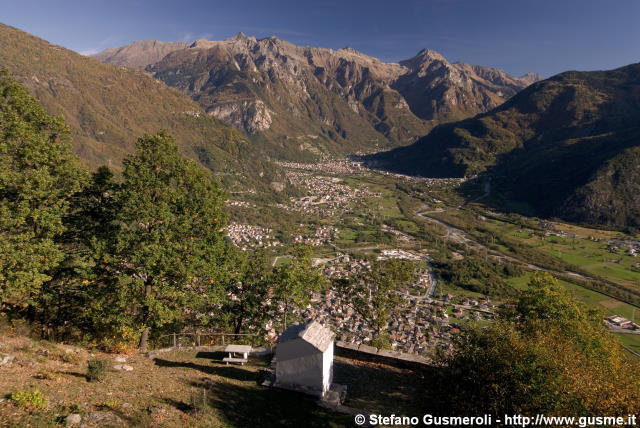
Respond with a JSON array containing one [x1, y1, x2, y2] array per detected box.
[[391, 49, 539, 123], [0, 24, 280, 191], [146, 35, 428, 157], [368, 64, 640, 229], [93, 34, 539, 159], [91, 40, 189, 69]]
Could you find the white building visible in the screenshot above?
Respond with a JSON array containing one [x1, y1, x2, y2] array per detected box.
[[275, 320, 335, 397]]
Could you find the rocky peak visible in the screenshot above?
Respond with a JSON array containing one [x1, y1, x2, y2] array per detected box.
[[519, 72, 543, 85], [230, 32, 248, 41], [403, 48, 448, 68], [190, 38, 215, 49], [341, 46, 362, 55], [90, 40, 188, 69], [94, 34, 541, 154]]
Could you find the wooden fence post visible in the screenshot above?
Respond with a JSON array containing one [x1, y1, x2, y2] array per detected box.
[[172, 333, 177, 348], [196, 331, 201, 347], [222, 334, 225, 346]]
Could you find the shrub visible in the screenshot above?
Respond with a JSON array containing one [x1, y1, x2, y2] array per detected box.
[[53, 350, 81, 364], [87, 359, 108, 382], [34, 370, 58, 380], [11, 389, 48, 410], [370, 333, 392, 350], [189, 388, 209, 413], [100, 400, 120, 410]]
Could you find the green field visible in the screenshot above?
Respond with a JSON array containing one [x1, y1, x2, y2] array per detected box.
[[473, 214, 640, 290], [613, 333, 640, 354], [231, 163, 640, 355], [508, 273, 640, 321]]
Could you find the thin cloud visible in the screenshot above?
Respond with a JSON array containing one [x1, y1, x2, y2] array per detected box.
[[79, 48, 101, 56], [179, 32, 195, 43], [77, 35, 121, 56]]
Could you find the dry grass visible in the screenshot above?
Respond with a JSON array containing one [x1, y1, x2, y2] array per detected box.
[[599, 299, 624, 309], [4, 334, 425, 427]]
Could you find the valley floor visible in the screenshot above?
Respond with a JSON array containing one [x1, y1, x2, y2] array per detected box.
[[227, 158, 640, 357]]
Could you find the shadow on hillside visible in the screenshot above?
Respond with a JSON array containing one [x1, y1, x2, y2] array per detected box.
[[58, 370, 88, 380], [162, 397, 192, 413], [332, 358, 432, 416], [153, 357, 256, 382], [181, 378, 352, 428]]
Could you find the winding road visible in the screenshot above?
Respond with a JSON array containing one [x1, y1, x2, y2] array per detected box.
[[414, 204, 595, 282]]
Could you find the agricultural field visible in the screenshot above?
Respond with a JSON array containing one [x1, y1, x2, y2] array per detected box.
[[508, 273, 639, 321], [226, 161, 640, 358]]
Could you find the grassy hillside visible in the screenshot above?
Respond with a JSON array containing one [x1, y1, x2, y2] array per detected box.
[[0, 23, 281, 191], [0, 332, 429, 427], [0, 334, 352, 427], [369, 64, 640, 228]]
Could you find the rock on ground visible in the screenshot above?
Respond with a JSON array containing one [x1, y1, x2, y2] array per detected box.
[[65, 413, 81, 426], [0, 353, 15, 366], [86, 411, 123, 426]]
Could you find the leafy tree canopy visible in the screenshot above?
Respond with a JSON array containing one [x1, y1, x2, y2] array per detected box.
[[432, 272, 640, 415], [0, 69, 86, 305], [271, 245, 326, 330], [106, 131, 229, 350]]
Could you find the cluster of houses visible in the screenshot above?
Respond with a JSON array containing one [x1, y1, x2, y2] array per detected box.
[[321, 254, 370, 278], [285, 171, 377, 217], [304, 288, 495, 357], [377, 249, 423, 261], [225, 222, 281, 250], [607, 240, 640, 257], [293, 226, 339, 246], [263, 254, 496, 358], [375, 168, 468, 187], [276, 160, 365, 175]]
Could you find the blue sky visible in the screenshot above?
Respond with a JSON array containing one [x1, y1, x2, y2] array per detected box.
[[2, 0, 638, 77]]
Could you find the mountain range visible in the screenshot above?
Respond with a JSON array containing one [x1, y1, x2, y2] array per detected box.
[[0, 24, 282, 191], [3, 23, 638, 229], [368, 64, 640, 229], [92, 34, 540, 159]]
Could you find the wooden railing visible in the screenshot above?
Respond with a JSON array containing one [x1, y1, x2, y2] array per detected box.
[[154, 332, 261, 350]]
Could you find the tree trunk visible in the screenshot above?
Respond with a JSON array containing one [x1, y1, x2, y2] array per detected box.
[[283, 300, 289, 331], [139, 327, 150, 352], [234, 318, 243, 335], [138, 280, 152, 352], [233, 305, 245, 335]]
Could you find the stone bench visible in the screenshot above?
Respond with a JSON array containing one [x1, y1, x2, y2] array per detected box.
[[222, 356, 248, 365]]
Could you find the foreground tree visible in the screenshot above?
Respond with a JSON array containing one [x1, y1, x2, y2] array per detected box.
[[271, 245, 326, 330], [33, 166, 121, 342], [335, 259, 415, 336], [0, 69, 86, 306], [108, 132, 228, 351], [431, 272, 640, 415], [221, 248, 271, 334]]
